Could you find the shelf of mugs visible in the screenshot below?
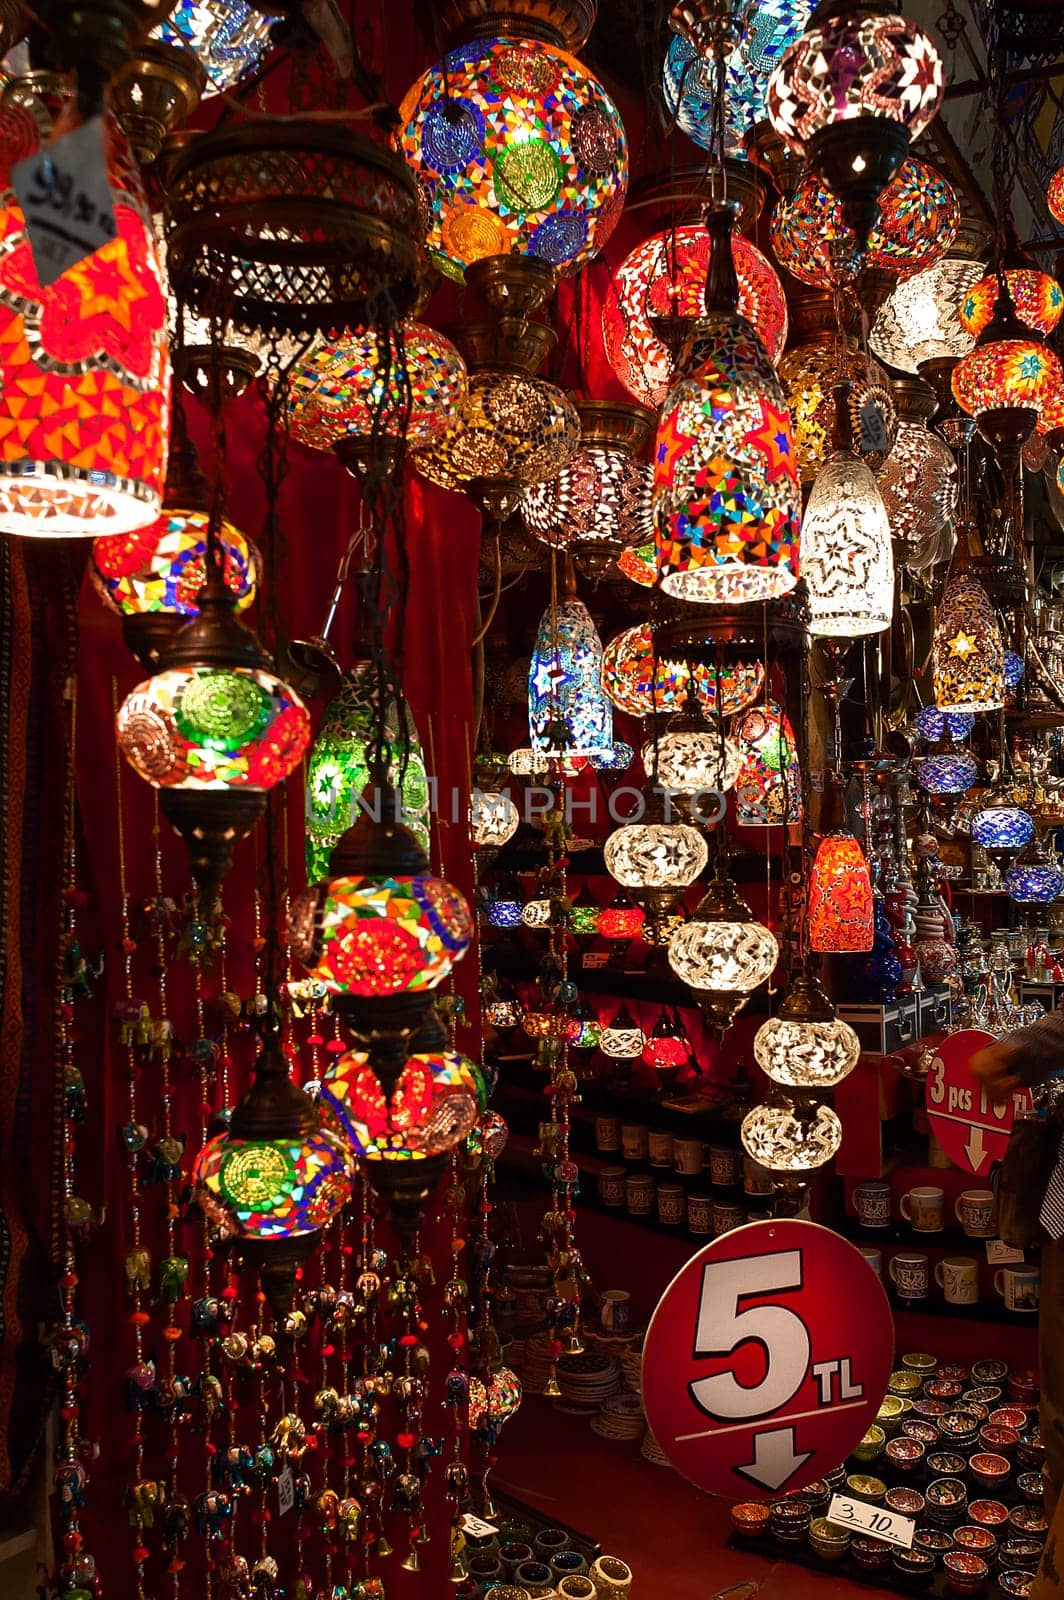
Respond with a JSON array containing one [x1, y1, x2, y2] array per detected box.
[[488, 1048, 743, 1139], [728, 1352, 1046, 1600]]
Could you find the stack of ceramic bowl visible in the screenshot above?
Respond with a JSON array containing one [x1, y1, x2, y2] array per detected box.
[[809, 1518, 850, 1564], [769, 1499, 811, 1548], [555, 1351, 622, 1415], [619, 1346, 643, 1395], [640, 1425, 673, 1468], [943, 1548, 991, 1595], [851, 1535, 893, 1577], [939, 1410, 983, 1452], [885, 1485, 925, 1520], [925, 1476, 969, 1530], [846, 1471, 887, 1504], [893, 1545, 937, 1586], [731, 1503, 770, 1542], [591, 1391, 644, 1444]]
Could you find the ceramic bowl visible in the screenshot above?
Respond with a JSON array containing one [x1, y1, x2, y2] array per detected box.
[[1017, 1472, 1043, 1504], [944, 1550, 990, 1595], [1008, 1371, 1040, 1406], [731, 1503, 770, 1540], [903, 1419, 941, 1445], [1008, 1506, 1048, 1541], [953, 1526, 999, 1559], [999, 1540, 1045, 1572], [889, 1370, 924, 1397], [886, 1486, 926, 1518], [894, 1548, 937, 1586], [854, 1424, 886, 1462], [971, 1453, 1011, 1491], [966, 1387, 1003, 1407], [980, 1425, 1019, 1458], [845, 1473, 886, 1504], [915, 1528, 956, 1561], [797, 1480, 830, 1514], [971, 1360, 1009, 1385], [809, 1517, 849, 1563], [887, 1437, 926, 1474], [927, 1379, 966, 1401], [915, 1398, 951, 1418], [998, 1572, 1036, 1600], [878, 1395, 907, 1435], [852, 1536, 893, 1572], [940, 1364, 971, 1382], [1017, 1428, 1046, 1471], [926, 1478, 968, 1518], [940, 1410, 983, 1445], [927, 1452, 968, 1479], [989, 1408, 1027, 1432], [969, 1501, 1010, 1530], [903, 1352, 939, 1374]]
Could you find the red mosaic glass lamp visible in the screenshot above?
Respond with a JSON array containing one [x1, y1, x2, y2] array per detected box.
[[0, 103, 169, 536], [808, 778, 874, 953]]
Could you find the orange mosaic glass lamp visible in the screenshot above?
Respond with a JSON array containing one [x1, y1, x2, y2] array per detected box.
[[0, 107, 169, 536], [808, 834, 874, 953]]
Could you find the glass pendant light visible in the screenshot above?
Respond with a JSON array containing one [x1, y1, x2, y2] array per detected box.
[[662, 0, 811, 157], [643, 1009, 690, 1072], [952, 268, 1064, 436], [603, 224, 788, 408], [780, 339, 897, 484], [916, 737, 978, 795], [398, 33, 628, 281], [653, 202, 801, 604], [528, 559, 613, 759], [733, 701, 802, 826], [470, 788, 520, 850], [801, 382, 894, 638], [600, 1004, 647, 1059], [521, 401, 654, 577], [932, 573, 1005, 715], [644, 688, 744, 795], [158, 0, 279, 94], [877, 375, 958, 567], [767, 0, 944, 247], [808, 777, 874, 952], [914, 706, 974, 743], [1050, 166, 1064, 227], [667, 851, 778, 1035], [604, 820, 708, 893], [971, 795, 1034, 855], [1004, 834, 1064, 904], [599, 893, 646, 942], [870, 218, 988, 374], [754, 968, 860, 1088], [741, 1092, 843, 1171]]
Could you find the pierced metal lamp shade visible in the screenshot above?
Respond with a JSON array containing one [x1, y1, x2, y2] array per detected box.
[[522, 445, 652, 553]]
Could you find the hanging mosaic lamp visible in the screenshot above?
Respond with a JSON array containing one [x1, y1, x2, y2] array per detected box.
[[598, 893, 645, 941], [618, 540, 657, 587], [1050, 166, 1064, 227], [741, 1092, 843, 1171], [191, 1034, 355, 1314], [157, 0, 280, 95], [643, 1009, 689, 1072], [90, 415, 260, 673], [0, 105, 169, 536], [770, 158, 958, 291], [733, 701, 802, 826], [644, 712, 744, 796], [913, 706, 974, 742], [662, 0, 812, 156], [414, 258, 580, 512], [604, 814, 707, 925], [808, 830, 873, 953], [932, 550, 1006, 714], [801, 383, 894, 638], [590, 739, 635, 774], [470, 787, 520, 850], [521, 401, 655, 577], [116, 555, 310, 901], [876, 376, 958, 568], [288, 321, 468, 479], [601, 624, 688, 717], [528, 563, 613, 758], [753, 968, 860, 1087], [766, 0, 945, 247], [959, 269, 1064, 341], [952, 268, 1064, 442], [485, 877, 524, 929], [915, 739, 978, 795], [667, 854, 778, 1035], [569, 885, 602, 936], [870, 220, 988, 374], [653, 202, 801, 604], [304, 666, 432, 883], [779, 339, 897, 485], [600, 1004, 647, 1059], [603, 224, 788, 408], [318, 1017, 481, 1161], [398, 32, 628, 283], [1004, 835, 1064, 905], [971, 795, 1034, 856]]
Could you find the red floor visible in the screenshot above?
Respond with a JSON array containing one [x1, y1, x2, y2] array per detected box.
[[497, 1397, 880, 1600]]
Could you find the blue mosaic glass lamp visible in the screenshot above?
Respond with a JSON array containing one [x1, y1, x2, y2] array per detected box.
[[1004, 835, 1064, 903], [158, 0, 280, 94], [662, 0, 811, 157], [914, 706, 975, 743], [528, 565, 613, 759]]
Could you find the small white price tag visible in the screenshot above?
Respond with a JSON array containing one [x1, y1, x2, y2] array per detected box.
[[277, 1467, 295, 1517], [986, 1238, 1025, 1264], [827, 1494, 915, 1549], [460, 1513, 498, 1540], [582, 952, 609, 969], [859, 399, 890, 457], [13, 116, 117, 286]]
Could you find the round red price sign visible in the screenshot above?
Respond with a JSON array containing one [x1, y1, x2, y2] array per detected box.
[[641, 1219, 894, 1500], [925, 1028, 1033, 1177]]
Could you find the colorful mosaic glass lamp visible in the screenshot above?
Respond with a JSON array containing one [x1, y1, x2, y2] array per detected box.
[[91, 410, 260, 673], [157, 0, 280, 96], [602, 223, 788, 408], [870, 217, 989, 398], [808, 777, 874, 953], [0, 103, 170, 536], [398, 27, 629, 283], [767, 0, 945, 248], [733, 700, 802, 826], [779, 335, 897, 485], [192, 1031, 354, 1314], [754, 966, 860, 1087], [653, 201, 801, 604], [116, 536, 311, 903], [932, 522, 1006, 715], [876, 375, 958, 572], [288, 320, 468, 480], [662, 0, 812, 157], [522, 400, 655, 577], [528, 559, 613, 759]]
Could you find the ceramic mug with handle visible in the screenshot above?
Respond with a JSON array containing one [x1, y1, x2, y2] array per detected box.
[[900, 1186, 945, 1232], [956, 1189, 996, 1238], [889, 1252, 930, 1301], [935, 1255, 980, 1305], [995, 1265, 1040, 1313]]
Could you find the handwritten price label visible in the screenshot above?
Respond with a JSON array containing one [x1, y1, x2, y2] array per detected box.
[[828, 1494, 915, 1549], [460, 1513, 498, 1540], [277, 1467, 295, 1517], [12, 117, 117, 286]]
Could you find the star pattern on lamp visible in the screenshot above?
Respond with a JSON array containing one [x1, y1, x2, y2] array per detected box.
[[743, 400, 794, 482], [950, 632, 976, 657], [655, 410, 698, 485]]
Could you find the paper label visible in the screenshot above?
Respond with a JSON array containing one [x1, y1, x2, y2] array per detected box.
[[460, 1513, 499, 1540], [582, 952, 609, 969], [13, 116, 117, 286], [277, 1467, 295, 1517], [827, 1494, 915, 1549], [986, 1238, 1025, 1264]]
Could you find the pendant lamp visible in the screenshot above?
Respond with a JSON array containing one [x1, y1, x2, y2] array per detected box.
[[667, 850, 778, 1035], [753, 967, 860, 1088], [808, 778, 873, 952], [653, 202, 801, 605], [932, 538, 1005, 715], [528, 559, 613, 759]]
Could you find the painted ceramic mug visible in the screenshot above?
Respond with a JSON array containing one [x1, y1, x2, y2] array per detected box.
[[854, 1180, 892, 1228], [889, 1252, 930, 1301], [673, 1135, 704, 1176], [687, 1191, 713, 1235], [900, 1185, 945, 1232], [712, 1199, 746, 1236], [621, 1122, 648, 1161], [935, 1255, 980, 1305], [625, 1172, 654, 1216], [597, 1166, 626, 1207], [657, 1183, 686, 1226], [995, 1265, 1040, 1314], [648, 1129, 674, 1167], [600, 1289, 632, 1336], [956, 1189, 996, 1238], [595, 1114, 622, 1153], [709, 1145, 742, 1187]]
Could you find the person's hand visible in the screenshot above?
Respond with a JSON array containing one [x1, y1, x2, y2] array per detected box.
[[968, 1040, 1023, 1105]]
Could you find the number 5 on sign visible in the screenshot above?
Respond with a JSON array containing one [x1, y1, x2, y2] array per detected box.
[[642, 1221, 895, 1501]]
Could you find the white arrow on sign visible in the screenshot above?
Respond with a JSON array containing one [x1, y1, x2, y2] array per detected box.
[[965, 1126, 988, 1173], [735, 1426, 813, 1491]]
